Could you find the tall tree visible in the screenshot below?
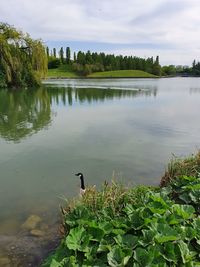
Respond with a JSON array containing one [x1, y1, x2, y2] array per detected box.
[[73, 52, 76, 62], [53, 48, 56, 58], [46, 46, 49, 58], [66, 47, 71, 64], [59, 47, 64, 64]]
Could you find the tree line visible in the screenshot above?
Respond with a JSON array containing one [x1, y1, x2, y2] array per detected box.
[[47, 46, 200, 77], [47, 46, 161, 76]]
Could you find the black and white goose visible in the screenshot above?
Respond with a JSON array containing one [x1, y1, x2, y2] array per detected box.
[[75, 172, 86, 195]]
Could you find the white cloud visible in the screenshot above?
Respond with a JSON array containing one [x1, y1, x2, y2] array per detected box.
[[0, 0, 200, 64]]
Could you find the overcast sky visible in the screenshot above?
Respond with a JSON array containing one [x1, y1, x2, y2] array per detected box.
[[1, 0, 200, 65]]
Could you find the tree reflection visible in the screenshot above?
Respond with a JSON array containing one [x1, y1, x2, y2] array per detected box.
[[0, 86, 157, 142], [0, 88, 51, 142], [45, 86, 157, 106]]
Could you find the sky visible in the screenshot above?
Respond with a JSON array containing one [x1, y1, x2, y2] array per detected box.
[[1, 0, 200, 65]]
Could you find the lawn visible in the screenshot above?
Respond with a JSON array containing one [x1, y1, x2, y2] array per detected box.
[[88, 70, 158, 78]]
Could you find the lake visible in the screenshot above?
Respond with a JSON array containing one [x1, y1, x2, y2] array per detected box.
[[0, 77, 200, 265]]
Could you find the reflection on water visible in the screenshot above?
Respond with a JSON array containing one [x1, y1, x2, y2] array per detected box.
[[0, 89, 51, 143], [0, 86, 156, 142], [0, 77, 200, 266]]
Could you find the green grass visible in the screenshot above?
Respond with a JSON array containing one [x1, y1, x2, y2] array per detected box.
[[47, 68, 158, 79], [88, 70, 158, 78], [47, 65, 79, 78]]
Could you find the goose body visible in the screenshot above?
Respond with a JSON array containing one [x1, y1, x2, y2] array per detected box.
[[75, 172, 86, 196]]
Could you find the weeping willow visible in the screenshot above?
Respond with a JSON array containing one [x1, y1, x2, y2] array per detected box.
[[0, 22, 47, 88]]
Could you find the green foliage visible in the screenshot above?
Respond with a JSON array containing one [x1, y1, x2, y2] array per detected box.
[[49, 46, 161, 76], [48, 57, 61, 69], [41, 172, 200, 266], [160, 152, 200, 187], [0, 22, 47, 88]]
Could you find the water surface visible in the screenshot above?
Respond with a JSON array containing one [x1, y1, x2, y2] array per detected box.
[[0, 77, 200, 265]]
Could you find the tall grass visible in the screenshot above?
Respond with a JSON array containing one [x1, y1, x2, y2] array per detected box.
[[160, 151, 200, 187]]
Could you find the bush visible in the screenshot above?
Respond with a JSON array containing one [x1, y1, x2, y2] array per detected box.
[[48, 57, 61, 69]]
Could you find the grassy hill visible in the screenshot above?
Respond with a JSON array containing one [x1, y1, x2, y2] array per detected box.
[[88, 70, 158, 78], [47, 67, 158, 79]]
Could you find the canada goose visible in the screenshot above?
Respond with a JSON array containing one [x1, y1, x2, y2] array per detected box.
[[75, 172, 86, 195]]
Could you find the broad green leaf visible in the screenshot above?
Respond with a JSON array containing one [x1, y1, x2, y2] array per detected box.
[[114, 234, 138, 249], [172, 204, 195, 220], [65, 205, 93, 226], [129, 209, 145, 230], [124, 203, 135, 216], [147, 193, 169, 214], [165, 213, 181, 225], [180, 226, 196, 241], [155, 235, 179, 243], [67, 256, 79, 267], [49, 258, 69, 267], [111, 219, 130, 230], [177, 240, 195, 264], [97, 237, 114, 252], [87, 226, 105, 242], [179, 193, 191, 204], [160, 242, 177, 263], [98, 221, 113, 234], [134, 247, 154, 266], [140, 229, 156, 246], [65, 226, 90, 252], [107, 246, 131, 267], [150, 223, 179, 243], [112, 228, 126, 235], [184, 183, 200, 190]]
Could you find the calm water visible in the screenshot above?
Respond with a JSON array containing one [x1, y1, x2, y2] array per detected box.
[[0, 77, 200, 265]]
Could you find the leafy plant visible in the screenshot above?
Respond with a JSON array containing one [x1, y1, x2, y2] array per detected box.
[[42, 175, 200, 266]]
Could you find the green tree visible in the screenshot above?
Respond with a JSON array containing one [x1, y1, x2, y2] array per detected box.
[[66, 47, 71, 64], [73, 52, 76, 62], [46, 46, 49, 58], [152, 56, 161, 76], [0, 22, 47, 88], [53, 48, 56, 58], [59, 47, 64, 64]]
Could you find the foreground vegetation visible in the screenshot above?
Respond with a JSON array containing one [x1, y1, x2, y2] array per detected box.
[[0, 23, 47, 88], [42, 152, 200, 266]]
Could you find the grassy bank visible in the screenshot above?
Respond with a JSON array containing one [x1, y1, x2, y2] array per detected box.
[[47, 68, 158, 79], [42, 152, 200, 267], [47, 65, 79, 78], [88, 70, 158, 78]]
